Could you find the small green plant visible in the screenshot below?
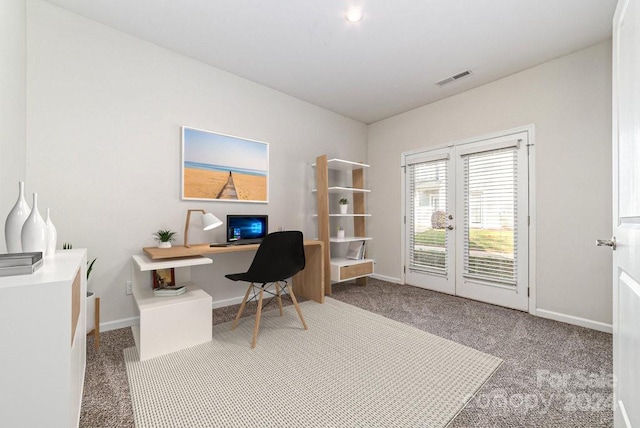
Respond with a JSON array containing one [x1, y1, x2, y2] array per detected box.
[[339, 198, 348, 205], [63, 243, 72, 249], [153, 229, 178, 243], [87, 257, 97, 281]]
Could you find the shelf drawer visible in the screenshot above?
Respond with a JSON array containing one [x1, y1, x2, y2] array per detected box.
[[331, 260, 373, 282]]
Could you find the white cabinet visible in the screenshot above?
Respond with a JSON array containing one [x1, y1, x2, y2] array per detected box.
[[0, 249, 87, 428], [131, 254, 213, 361], [314, 155, 374, 293]]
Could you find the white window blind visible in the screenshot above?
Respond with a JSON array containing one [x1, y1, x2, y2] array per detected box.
[[462, 148, 517, 285], [408, 160, 448, 275]]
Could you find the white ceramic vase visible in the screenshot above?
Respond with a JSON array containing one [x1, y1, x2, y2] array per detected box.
[[339, 204, 348, 214], [4, 182, 31, 253], [21, 193, 47, 254], [45, 208, 58, 257], [158, 241, 172, 249]]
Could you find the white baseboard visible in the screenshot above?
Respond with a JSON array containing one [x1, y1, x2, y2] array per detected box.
[[370, 273, 403, 284], [101, 292, 612, 336], [212, 295, 246, 309], [536, 309, 612, 334], [100, 316, 139, 332]]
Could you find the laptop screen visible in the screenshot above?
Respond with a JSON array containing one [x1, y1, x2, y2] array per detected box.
[[226, 215, 268, 243]]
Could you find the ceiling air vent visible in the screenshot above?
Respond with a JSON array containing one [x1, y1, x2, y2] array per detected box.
[[435, 70, 472, 87]]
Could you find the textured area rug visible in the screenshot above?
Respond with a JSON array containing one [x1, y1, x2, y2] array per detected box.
[[124, 297, 502, 427]]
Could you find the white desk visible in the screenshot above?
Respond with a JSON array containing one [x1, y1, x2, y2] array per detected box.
[[143, 241, 325, 303], [130, 240, 325, 360], [131, 254, 213, 361]]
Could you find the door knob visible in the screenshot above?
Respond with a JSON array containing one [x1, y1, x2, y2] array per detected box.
[[596, 237, 616, 250], [446, 225, 454, 230]]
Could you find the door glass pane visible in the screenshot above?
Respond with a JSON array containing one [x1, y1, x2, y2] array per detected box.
[[463, 148, 517, 284], [409, 160, 448, 275]]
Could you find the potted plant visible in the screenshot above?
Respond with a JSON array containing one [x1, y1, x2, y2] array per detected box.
[[337, 225, 345, 239], [154, 230, 178, 248], [339, 197, 349, 214], [62, 243, 98, 333]]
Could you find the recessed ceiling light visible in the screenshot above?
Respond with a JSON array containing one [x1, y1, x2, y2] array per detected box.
[[345, 6, 364, 23]]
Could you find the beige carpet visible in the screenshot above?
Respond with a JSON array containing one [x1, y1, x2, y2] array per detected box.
[[124, 297, 502, 427]]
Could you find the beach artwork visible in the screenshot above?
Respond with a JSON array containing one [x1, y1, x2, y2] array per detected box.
[[182, 127, 269, 203]]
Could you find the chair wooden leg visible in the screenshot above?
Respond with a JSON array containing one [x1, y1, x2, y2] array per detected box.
[[232, 283, 253, 330], [275, 282, 284, 316], [252, 288, 265, 349], [286, 283, 308, 330]]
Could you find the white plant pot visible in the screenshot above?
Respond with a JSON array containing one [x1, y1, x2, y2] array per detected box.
[[337, 229, 345, 239], [158, 241, 172, 249], [339, 204, 348, 214], [86, 292, 96, 332]]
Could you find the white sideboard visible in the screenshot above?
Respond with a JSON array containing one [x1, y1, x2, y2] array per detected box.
[[0, 249, 87, 428]]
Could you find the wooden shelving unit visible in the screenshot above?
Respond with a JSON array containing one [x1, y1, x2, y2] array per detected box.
[[314, 155, 374, 294]]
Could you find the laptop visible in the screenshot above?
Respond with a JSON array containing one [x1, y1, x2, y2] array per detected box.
[[226, 215, 268, 245]]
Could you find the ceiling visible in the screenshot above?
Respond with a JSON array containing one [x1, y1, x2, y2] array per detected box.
[[42, 0, 617, 124]]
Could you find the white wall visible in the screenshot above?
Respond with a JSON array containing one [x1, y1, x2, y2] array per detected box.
[[0, 0, 27, 250], [15, 0, 614, 329], [368, 41, 613, 326], [25, 0, 367, 326]]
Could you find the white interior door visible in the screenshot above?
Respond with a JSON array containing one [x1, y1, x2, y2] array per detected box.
[[404, 130, 530, 311], [611, 0, 640, 426]]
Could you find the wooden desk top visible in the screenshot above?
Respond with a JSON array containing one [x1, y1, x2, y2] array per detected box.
[[143, 240, 323, 260]]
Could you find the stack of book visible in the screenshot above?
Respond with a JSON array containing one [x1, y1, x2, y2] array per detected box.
[[154, 286, 187, 297], [0, 252, 43, 277], [346, 241, 366, 260]]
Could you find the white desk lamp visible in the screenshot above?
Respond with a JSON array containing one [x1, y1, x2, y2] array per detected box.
[[184, 209, 223, 247]]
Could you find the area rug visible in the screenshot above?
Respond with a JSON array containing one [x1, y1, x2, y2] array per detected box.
[[124, 297, 502, 427]]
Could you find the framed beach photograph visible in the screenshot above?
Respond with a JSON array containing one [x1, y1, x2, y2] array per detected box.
[[182, 126, 269, 203], [152, 268, 175, 289]]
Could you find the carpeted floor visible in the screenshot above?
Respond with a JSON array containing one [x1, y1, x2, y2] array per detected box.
[[81, 278, 612, 427], [125, 298, 502, 427]]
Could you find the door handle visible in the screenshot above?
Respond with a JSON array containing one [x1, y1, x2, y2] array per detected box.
[[446, 225, 454, 231], [596, 237, 616, 250]]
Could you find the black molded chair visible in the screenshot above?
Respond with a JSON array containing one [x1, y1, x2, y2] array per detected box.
[[225, 231, 308, 348]]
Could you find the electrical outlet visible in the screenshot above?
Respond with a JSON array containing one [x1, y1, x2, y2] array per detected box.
[[126, 281, 133, 295]]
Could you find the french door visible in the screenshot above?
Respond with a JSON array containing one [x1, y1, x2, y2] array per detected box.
[[404, 130, 530, 311]]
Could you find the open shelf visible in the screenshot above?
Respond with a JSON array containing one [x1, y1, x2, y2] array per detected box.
[[312, 158, 370, 170], [329, 236, 372, 243], [314, 154, 372, 291], [313, 213, 372, 217], [330, 257, 374, 267], [312, 186, 371, 193], [132, 253, 212, 272]]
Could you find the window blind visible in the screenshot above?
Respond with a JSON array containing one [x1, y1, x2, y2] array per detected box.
[[408, 160, 448, 275], [462, 148, 517, 285]]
